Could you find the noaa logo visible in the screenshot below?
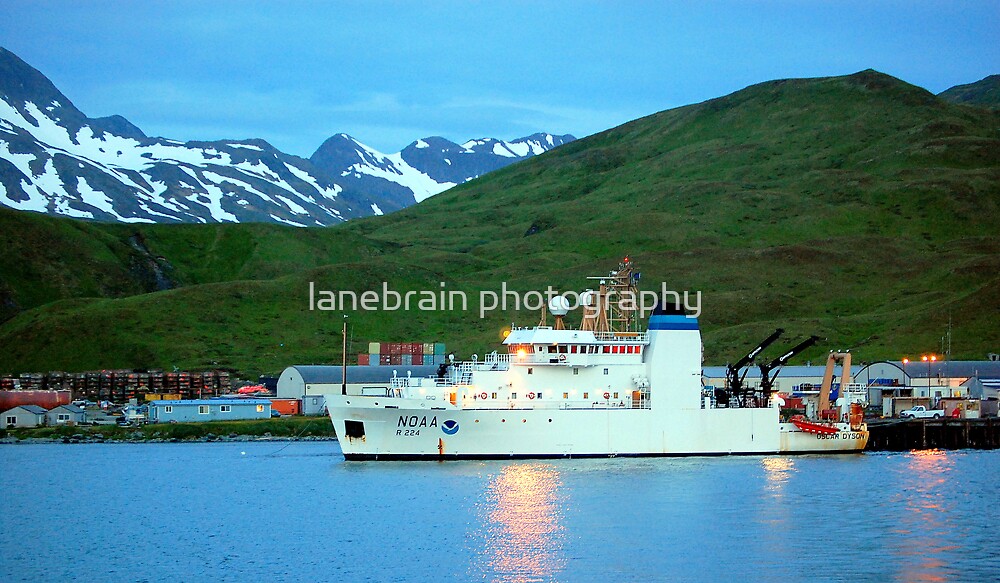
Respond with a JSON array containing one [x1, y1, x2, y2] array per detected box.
[[441, 420, 460, 435]]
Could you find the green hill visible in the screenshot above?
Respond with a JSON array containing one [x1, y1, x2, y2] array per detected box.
[[2, 70, 998, 376], [939, 75, 1000, 109]]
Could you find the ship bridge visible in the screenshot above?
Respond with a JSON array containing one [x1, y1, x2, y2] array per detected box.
[[504, 326, 649, 365]]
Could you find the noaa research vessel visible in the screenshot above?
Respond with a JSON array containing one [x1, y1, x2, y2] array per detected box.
[[325, 259, 868, 460]]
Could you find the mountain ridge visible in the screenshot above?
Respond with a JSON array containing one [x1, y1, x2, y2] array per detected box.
[[1, 68, 997, 375], [939, 74, 1000, 109], [0, 46, 572, 225]]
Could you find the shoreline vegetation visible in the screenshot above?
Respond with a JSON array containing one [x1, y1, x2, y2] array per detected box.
[[0, 416, 338, 444]]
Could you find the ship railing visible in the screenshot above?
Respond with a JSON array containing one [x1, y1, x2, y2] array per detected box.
[[387, 360, 508, 391]]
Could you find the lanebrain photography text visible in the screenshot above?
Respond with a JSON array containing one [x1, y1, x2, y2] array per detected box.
[[308, 281, 702, 318]]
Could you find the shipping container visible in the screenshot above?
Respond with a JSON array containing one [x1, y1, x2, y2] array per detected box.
[[434, 342, 446, 355], [412, 353, 423, 365], [401, 354, 413, 366], [270, 398, 301, 416], [380, 342, 391, 354], [358, 354, 370, 366], [389, 354, 403, 365], [144, 393, 162, 401], [423, 343, 434, 355], [368, 342, 381, 354], [369, 357, 380, 367]]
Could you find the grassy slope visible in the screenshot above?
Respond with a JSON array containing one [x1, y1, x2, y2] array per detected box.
[[344, 71, 1000, 360], [1, 71, 998, 376], [938, 75, 1000, 109]]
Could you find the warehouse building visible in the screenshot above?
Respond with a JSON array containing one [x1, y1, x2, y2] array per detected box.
[[276, 365, 441, 399], [147, 399, 272, 423]]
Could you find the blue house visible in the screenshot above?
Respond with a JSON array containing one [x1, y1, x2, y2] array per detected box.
[[147, 399, 272, 423]]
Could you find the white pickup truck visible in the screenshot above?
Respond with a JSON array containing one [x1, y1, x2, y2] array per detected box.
[[899, 405, 944, 419]]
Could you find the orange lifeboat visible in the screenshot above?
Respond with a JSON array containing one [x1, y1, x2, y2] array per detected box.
[[790, 414, 840, 435]]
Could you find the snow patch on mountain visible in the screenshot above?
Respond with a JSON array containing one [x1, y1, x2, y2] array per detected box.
[[1, 47, 574, 225]]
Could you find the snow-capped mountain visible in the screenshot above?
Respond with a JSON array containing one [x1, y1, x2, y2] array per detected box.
[[0, 47, 574, 225], [311, 132, 575, 205], [0, 48, 368, 226]]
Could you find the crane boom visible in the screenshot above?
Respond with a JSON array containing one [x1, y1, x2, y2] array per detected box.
[[758, 335, 820, 397], [732, 328, 784, 371]]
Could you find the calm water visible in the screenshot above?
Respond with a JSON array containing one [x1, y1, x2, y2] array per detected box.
[[1, 443, 998, 582]]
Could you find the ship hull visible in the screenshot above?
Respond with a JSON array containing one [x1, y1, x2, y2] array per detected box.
[[325, 394, 868, 460]]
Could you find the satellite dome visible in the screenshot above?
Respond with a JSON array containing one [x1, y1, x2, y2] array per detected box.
[[548, 295, 571, 316]]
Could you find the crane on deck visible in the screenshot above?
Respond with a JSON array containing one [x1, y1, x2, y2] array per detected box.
[[757, 335, 820, 404], [720, 328, 784, 408]]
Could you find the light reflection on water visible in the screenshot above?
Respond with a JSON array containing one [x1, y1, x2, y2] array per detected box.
[[889, 450, 962, 583], [758, 456, 794, 539], [470, 463, 566, 582]]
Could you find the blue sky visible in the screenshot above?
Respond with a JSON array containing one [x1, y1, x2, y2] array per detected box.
[[2, 1, 997, 157]]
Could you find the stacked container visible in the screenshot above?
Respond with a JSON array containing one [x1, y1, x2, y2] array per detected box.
[[357, 341, 445, 366]]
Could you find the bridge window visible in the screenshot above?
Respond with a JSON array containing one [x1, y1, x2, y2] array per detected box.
[[583, 392, 589, 399], [563, 392, 569, 399], [528, 368, 533, 375], [604, 368, 609, 375], [573, 368, 579, 376], [571, 345, 578, 354]]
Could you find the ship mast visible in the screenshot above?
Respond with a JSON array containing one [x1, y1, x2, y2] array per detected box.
[[581, 256, 640, 334]]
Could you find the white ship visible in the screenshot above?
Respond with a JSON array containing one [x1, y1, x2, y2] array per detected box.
[[325, 259, 868, 460]]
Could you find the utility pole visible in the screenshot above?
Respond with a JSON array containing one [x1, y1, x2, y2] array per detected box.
[[341, 315, 348, 396]]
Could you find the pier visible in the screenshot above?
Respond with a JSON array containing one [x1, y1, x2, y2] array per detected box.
[[866, 418, 1000, 451]]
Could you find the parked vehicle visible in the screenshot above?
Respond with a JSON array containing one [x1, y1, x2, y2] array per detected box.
[[899, 405, 943, 419]]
